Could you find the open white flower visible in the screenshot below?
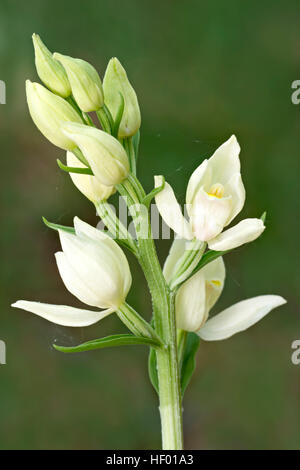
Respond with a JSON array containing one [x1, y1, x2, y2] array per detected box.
[[173, 256, 286, 339], [12, 217, 131, 327], [155, 135, 265, 250]]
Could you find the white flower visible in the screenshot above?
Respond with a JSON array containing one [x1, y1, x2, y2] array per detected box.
[[103, 57, 141, 138], [54, 53, 104, 112], [12, 217, 132, 327], [66, 151, 115, 203], [26, 80, 82, 150], [155, 135, 265, 250], [62, 122, 130, 186], [175, 257, 225, 332]]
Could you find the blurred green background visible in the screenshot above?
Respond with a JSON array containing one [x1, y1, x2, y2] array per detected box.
[[0, 0, 299, 450]]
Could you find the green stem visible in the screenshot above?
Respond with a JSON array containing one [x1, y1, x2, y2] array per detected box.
[[177, 329, 187, 371], [118, 174, 183, 450], [169, 240, 206, 290], [124, 137, 136, 175], [96, 108, 111, 133]]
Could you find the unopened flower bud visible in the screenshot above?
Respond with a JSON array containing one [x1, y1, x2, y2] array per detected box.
[[66, 151, 115, 202], [103, 57, 141, 138], [32, 34, 71, 98], [54, 53, 104, 112], [26, 80, 82, 150], [62, 122, 130, 186]]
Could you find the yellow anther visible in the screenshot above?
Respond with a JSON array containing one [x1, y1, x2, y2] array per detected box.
[[207, 183, 224, 198]]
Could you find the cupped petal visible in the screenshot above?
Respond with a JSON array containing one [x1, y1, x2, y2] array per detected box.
[[176, 270, 207, 331], [186, 159, 211, 207], [55, 251, 108, 308], [208, 218, 265, 251], [190, 187, 232, 241], [224, 173, 245, 224], [202, 257, 226, 312], [198, 295, 286, 341], [154, 176, 193, 240], [163, 238, 188, 284], [11, 300, 114, 327], [58, 230, 129, 308], [73, 217, 132, 297], [66, 152, 114, 203], [208, 135, 241, 185]]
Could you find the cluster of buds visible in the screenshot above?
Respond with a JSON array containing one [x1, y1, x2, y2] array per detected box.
[[13, 34, 286, 411], [27, 34, 141, 202]]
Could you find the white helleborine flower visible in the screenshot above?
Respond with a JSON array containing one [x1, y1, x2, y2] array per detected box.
[[54, 53, 104, 112], [66, 151, 115, 203], [62, 122, 130, 186], [175, 257, 225, 332], [173, 258, 286, 339], [32, 34, 71, 98], [26, 81, 82, 150], [12, 217, 132, 327], [103, 57, 141, 138], [155, 135, 265, 251]]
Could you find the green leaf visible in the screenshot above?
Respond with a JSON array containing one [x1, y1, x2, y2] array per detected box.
[[112, 93, 125, 138], [148, 347, 159, 394], [42, 217, 75, 234], [142, 176, 165, 208], [57, 158, 93, 175], [180, 332, 200, 395], [53, 334, 160, 353]]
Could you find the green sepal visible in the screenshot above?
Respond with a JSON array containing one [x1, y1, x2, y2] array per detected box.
[[148, 347, 159, 394], [42, 217, 75, 234], [54, 334, 160, 353], [112, 92, 125, 138], [180, 332, 200, 395], [142, 176, 165, 208], [57, 158, 93, 175]]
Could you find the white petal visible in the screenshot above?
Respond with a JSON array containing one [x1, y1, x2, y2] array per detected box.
[[208, 135, 241, 185], [202, 257, 226, 311], [58, 230, 130, 308], [198, 295, 286, 341], [67, 152, 114, 203], [73, 217, 132, 297], [55, 251, 106, 308], [154, 176, 193, 240], [208, 218, 265, 251], [176, 270, 207, 331], [224, 173, 245, 224], [186, 159, 211, 206], [190, 187, 232, 240], [12, 300, 113, 327], [163, 238, 187, 284]]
